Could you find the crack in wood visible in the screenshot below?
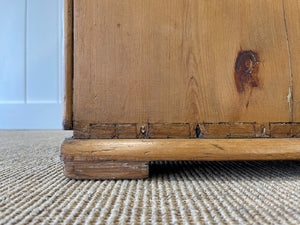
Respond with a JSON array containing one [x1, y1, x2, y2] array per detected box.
[[282, 0, 294, 122]]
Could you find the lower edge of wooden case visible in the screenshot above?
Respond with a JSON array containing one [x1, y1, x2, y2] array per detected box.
[[61, 138, 300, 179]]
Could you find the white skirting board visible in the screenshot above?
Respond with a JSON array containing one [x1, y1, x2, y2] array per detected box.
[[0, 104, 62, 129]]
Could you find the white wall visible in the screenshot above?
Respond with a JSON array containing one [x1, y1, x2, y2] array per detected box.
[[0, 0, 63, 129]]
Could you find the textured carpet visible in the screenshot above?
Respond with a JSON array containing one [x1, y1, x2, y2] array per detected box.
[[0, 131, 300, 225]]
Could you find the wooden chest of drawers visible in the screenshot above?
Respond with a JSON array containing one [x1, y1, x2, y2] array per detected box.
[[61, 0, 300, 179]]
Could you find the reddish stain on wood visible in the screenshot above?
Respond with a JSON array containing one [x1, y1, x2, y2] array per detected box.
[[234, 50, 260, 93]]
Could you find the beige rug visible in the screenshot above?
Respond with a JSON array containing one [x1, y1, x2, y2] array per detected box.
[[0, 130, 300, 225]]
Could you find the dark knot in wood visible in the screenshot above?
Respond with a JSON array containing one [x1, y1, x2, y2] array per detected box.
[[234, 50, 259, 93]]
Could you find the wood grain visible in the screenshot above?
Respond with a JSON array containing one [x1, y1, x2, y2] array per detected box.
[[63, 0, 73, 130], [230, 123, 256, 138], [202, 123, 230, 138], [284, 0, 300, 121], [63, 161, 149, 179], [72, 0, 297, 137], [61, 138, 300, 162], [90, 124, 116, 139], [150, 123, 190, 138], [270, 123, 293, 138], [117, 124, 138, 138]]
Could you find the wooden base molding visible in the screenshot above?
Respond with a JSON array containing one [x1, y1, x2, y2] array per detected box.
[[61, 138, 300, 179], [73, 122, 300, 139]]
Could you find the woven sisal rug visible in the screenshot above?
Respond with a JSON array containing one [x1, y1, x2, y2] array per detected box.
[[0, 130, 299, 224]]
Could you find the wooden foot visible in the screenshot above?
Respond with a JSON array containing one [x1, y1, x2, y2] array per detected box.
[[63, 160, 149, 180], [61, 138, 300, 179]]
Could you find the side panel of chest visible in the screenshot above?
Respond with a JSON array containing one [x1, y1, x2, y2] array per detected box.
[[71, 0, 299, 139]]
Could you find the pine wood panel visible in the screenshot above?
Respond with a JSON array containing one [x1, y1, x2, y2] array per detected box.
[[284, 0, 300, 121], [63, 0, 73, 130], [73, 0, 298, 137]]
